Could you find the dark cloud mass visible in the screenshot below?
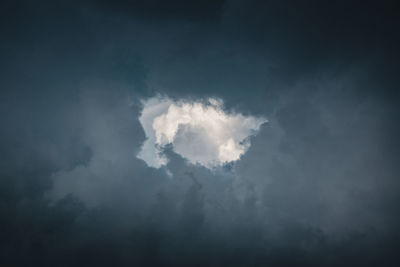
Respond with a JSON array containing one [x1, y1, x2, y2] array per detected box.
[[1, 0, 399, 266]]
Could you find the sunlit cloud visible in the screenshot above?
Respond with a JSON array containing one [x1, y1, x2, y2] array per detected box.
[[137, 96, 266, 168]]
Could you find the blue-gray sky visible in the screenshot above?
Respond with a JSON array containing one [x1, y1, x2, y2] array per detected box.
[[1, 0, 399, 266]]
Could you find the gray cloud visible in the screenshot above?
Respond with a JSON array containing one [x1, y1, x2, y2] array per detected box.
[[0, 0, 399, 266]]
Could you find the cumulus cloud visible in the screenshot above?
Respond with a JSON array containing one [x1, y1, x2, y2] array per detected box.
[[137, 96, 267, 168]]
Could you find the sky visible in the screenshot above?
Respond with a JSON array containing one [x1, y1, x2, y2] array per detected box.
[[0, 0, 399, 266]]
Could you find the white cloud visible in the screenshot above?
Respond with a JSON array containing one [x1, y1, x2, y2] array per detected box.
[[137, 96, 266, 168]]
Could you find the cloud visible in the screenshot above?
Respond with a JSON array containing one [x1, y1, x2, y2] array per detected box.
[[138, 96, 266, 168]]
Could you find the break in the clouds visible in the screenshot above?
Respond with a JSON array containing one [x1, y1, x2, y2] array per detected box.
[[138, 96, 266, 168]]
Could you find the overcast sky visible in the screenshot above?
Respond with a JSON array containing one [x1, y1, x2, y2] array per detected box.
[[1, 1, 399, 266]]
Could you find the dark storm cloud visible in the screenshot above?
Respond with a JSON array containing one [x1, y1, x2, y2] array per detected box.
[[93, 0, 225, 21], [1, 0, 399, 266]]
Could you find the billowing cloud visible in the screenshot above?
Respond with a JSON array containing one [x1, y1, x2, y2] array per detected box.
[[137, 96, 267, 168]]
